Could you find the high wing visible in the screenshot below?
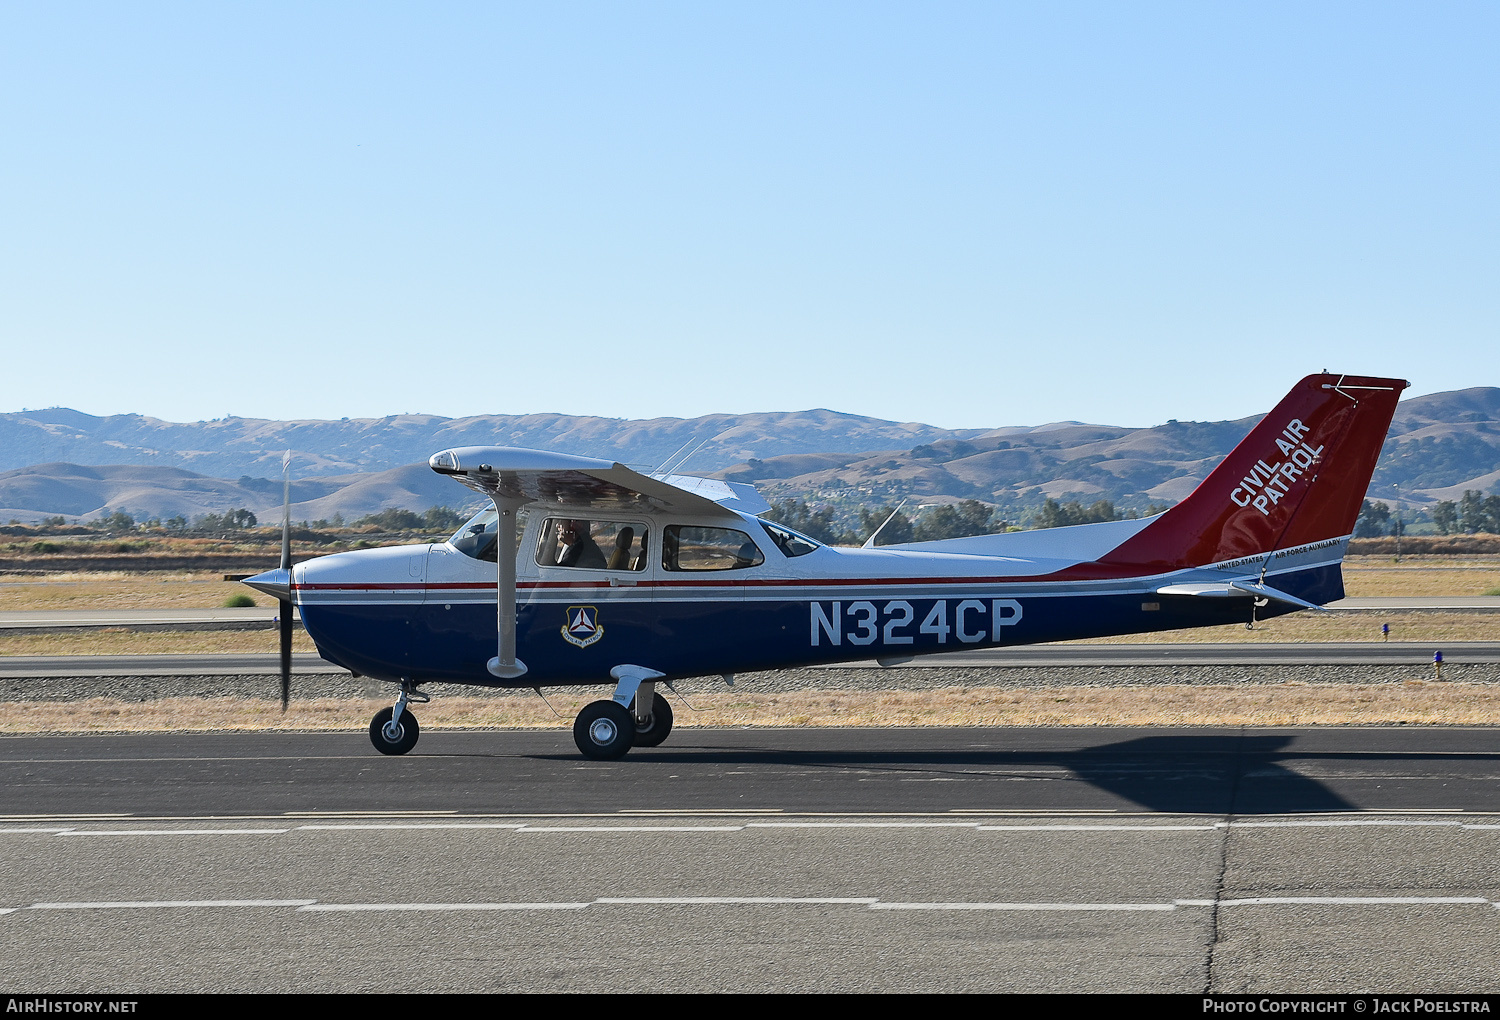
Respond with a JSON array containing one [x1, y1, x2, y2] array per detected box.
[[428, 446, 748, 518]]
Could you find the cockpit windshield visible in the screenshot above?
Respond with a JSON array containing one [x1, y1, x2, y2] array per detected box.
[[449, 507, 530, 562], [759, 520, 820, 557]]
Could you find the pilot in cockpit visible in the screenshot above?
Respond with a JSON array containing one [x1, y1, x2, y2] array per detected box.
[[555, 519, 607, 568]]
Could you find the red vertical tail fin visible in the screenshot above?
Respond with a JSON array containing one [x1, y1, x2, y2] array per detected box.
[[1101, 373, 1407, 571]]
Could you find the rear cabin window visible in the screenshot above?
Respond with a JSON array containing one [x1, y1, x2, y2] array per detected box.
[[536, 518, 649, 571], [662, 526, 765, 571]]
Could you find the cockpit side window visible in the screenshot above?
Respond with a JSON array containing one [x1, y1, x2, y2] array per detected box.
[[536, 518, 649, 571], [662, 526, 765, 571], [759, 520, 820, 557]]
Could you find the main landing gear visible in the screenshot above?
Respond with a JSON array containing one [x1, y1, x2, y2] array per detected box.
[[571, 666, 673, 760], [365, 670, 675, 760], [369, 680, 428, 756]]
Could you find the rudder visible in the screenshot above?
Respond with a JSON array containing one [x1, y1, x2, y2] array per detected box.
[[1099, 373, 1407, 572]]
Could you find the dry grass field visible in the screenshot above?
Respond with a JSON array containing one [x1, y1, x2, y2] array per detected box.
[[1085, 612, 1500, 644], [2, 680, 1495, 735], [1341, 555, 1500, 597], [0, 628, 317, 656], [0, 572, 251, 611]]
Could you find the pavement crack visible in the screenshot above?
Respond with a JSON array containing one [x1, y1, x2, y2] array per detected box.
[[1203, 726, 1247, 994]]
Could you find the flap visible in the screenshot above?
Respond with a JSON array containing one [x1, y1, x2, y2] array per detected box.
[[655, 474, 771, 516]]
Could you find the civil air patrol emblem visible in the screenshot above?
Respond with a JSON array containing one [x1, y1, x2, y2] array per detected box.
[[561, 605, 604, 648]]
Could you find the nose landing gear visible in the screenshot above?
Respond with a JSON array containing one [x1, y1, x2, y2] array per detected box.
[[369, 680, 428, 755]]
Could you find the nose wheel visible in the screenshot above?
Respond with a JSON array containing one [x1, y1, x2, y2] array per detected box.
[[369, 680, 427, 755], [369, 706, 420, 755]]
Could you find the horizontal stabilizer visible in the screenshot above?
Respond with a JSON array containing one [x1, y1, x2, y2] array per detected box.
[[1156, 580, 1329, 612], [1155, 583, 1255, 598], [1228, 579, 1330, 612]]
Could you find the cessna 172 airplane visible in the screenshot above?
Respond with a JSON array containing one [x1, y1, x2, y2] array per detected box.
[[244, 372, 1405, 760]]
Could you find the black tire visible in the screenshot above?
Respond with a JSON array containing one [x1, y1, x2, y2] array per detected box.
[[369, 706, 420, 756], [630, 691, 674, 748], [573, 700, 634, 760]]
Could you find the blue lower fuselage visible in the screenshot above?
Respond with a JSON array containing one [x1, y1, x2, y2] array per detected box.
[[299, 560, 1342, 688]]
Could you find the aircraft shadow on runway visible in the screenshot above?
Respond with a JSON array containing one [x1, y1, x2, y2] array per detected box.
[[506, 733, 1373, 814]]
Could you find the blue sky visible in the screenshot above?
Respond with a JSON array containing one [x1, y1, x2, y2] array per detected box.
[[1, 2, 1495, 429]]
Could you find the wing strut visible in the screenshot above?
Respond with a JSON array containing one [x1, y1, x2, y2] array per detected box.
[[278, 450, 294, 710], [487, 494, 528, 679]]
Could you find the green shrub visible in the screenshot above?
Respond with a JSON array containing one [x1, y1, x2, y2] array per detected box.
[[1484, 587, 1500, 597], [222, 593, 257, 608]]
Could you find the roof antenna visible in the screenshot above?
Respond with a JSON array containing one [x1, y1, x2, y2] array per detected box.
[[658, 436, 712, 476], [862, 499, 909, 548], [651, 435, 701, 477], [656, 425, 738, 477]]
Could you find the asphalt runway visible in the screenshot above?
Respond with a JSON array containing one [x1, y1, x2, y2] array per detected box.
[[2, 727, 1500, 992], [6, 726, 1500, 816]]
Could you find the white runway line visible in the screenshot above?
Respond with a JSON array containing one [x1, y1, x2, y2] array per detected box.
[[8, 894, 1500, 915], [6, 815, 1500, 839], [54, 828, 290, 836], [1215, 896, 1492, 907], [29, 899, 318, 909], [744, 821, 983, 829], [516, 825, 744, 832], [294, 823, 528, 831], [0, 828, 78, 834], [595, 897, 880, 905], [870, 902, 1178, 911], [1222, 819, 1466, 829], [299, 902, 590, 912], [976, 824, 1217, 831]]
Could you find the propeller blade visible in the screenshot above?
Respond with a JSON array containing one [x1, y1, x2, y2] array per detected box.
[[279, 449, 293, 712], [279, 598, 293, 711], [280, 449, 292, 571]]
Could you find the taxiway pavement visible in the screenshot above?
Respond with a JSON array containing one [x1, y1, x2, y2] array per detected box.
[[2, 727, 1499, 992]]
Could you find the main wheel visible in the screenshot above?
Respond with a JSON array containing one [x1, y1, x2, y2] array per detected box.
[[573, 700, 634, 760], [369, 706, 420, 755], [630, 691, 674, 748]]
